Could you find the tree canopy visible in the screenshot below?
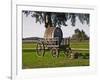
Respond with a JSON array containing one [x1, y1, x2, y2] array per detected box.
[[22, 10, 90, 28]]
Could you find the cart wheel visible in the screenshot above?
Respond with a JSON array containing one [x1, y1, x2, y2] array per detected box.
[[36, 42, 45, 56], [51, 48, 59, 57], [66, 47, 72, 57]]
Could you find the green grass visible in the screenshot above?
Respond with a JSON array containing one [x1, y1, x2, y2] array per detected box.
[[22, 51, 89, 69], [22, 42, 37, 49], [70, 40, 89, 49], [22, 40, 89, 69]]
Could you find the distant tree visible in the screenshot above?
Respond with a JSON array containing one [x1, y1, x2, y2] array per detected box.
[[72, 29, 89, 41], [81, 30, 89, 40]]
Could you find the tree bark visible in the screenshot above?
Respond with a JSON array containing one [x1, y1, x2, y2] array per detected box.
[[44, 12, 52, 28]]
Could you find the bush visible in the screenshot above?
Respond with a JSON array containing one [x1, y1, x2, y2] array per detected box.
[[82, 53, 89, 59]]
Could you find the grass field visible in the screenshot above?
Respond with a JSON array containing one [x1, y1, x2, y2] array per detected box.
[[22, 40, 89, 69]]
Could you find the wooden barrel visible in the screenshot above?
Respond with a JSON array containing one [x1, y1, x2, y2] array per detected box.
[[44, 27, 63, 44]]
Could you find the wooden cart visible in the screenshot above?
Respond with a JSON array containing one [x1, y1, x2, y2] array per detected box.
[[36, 37, 72, 57], [36, 27, 72, 57]]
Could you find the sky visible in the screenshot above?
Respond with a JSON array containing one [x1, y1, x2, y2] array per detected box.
[[22, 12, 89, 38]]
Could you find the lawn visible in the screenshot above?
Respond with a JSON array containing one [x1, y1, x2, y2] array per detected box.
[[22, 40, 89, 69]]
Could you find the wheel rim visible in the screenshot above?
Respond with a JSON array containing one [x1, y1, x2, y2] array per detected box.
[[51, 48, 59, 57], [36, 42, 45, 56], [65, 47, 72, 57]]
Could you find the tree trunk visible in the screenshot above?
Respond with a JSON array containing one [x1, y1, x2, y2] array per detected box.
[[44, 12, 52, 28]]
